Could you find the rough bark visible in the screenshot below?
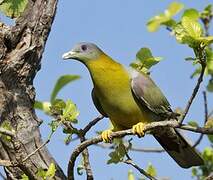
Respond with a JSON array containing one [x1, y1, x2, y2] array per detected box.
[[0, 0, 66, 179]]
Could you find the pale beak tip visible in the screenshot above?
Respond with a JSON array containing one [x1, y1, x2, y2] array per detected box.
[[62, 52, 69, 60]]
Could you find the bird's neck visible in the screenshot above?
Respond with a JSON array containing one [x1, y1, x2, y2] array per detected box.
[[85, 54, 130, 89]]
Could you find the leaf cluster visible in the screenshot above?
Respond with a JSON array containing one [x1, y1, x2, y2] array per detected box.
[[147, 3, 213, 92]]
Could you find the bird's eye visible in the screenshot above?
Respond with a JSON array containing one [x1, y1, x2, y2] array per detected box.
[[81, 45, 87, 51]]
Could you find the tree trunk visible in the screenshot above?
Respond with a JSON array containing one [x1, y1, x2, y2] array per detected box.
[[0, 0, 66, 179]]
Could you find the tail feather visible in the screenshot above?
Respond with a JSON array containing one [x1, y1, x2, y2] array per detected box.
[[153, 127, 204, 168]]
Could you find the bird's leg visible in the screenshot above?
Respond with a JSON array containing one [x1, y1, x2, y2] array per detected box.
[[132, 122, 146, 137], [101, 129, 113, 143], [101, 122, 123, 143]]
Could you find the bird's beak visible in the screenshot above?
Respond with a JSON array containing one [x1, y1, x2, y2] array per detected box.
[[62, 50, 77, 60]]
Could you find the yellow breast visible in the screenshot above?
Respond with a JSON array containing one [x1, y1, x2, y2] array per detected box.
[[86, 54, 150, 129]]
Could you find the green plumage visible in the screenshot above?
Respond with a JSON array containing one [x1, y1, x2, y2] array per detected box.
[[63, 42, 204, 168]]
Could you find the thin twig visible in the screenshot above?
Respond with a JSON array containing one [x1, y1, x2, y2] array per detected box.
[[123, 145, 157, 180], [193, 91, 208, 147], [82, 115, 104, 136], [21, 132, 53, 163], [179, 56, 206, 124], [124, 159, 157, 180], [77, 115, 104, 180], [203, 91, 208, 124], [67, 120, 213, 180], [96, 143, 165, 153], [79, 136, 94, 180], [130, 146, 165, 153], [0, 128, 15, 137]]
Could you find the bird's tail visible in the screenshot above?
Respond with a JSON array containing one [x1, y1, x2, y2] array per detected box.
[[153, 127, 204, 168]]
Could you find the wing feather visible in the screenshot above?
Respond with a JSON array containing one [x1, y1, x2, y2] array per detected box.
[[131, 70, 177, 119]]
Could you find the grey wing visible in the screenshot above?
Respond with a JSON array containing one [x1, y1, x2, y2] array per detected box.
[[131, 71, 203, 168], [92, 88, 108, 117], [131, 71, 178, 119]]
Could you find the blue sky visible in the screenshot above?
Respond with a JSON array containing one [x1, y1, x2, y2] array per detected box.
[[1, 0, 213, 179]]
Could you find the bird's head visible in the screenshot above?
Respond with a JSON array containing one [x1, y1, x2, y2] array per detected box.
[[62, 42, 103, 63]]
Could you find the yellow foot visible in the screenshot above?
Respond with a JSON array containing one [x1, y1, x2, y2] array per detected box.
[[101, 129, 113, 143], [132, 122, 145, 137]]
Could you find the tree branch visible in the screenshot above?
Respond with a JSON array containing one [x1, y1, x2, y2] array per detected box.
[[123, 159, 157, 180], [179, 60, 206, 124], [96, 143, 165, 153], [67, 120, 213, 179], [193, 91, 208, 148], [123, 146, 157, 180], [0, 128, 15, 137], [81, 115, 104, 136]]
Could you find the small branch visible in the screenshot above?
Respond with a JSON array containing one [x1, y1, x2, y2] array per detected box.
[[123, 147, 157, 180], [79, 136, 94, 180], [179, 52, 206, 124], [130, 146, 164, 153], [203, 91, 208, 124], [67, 120, 213, 180], [193, 91, 208, 148], [74, 115, 103, 180], [21, 131, 54, 163], [0, 128, 15, 137], [96, 143, 165, 153], [124, 159, 157, 180], [81, 115, 104, 136]]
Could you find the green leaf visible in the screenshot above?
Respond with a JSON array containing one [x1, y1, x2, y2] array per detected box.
[[182, 9, 199, 21], [208, 135, 213, 144], [45, 163, 56, 178], [207, 80, 213, 92], [185, 57, 195, 61], [77, 164, 84, 175], [191, 168, 198, 177], [0, 0, 28, 18], [48, 120, 60, 132], [36, 168, 46, 179], [128, 170, 135, 180], [50, 99, 66, 115], [190, 67, 201, 78], [187, 120, 199, 127], [64, 134, 72, 145], [62, 100, 79, 122], [166, 2, 184, 16], [137, 48, 152, 61], [205, 117, 213, 128], [200, 4, 212, 20], [181, 17, 202, 38], [0, 121, 13, 141], [146, 2, 183, 32], [202, 147, 213, 161], [34, 100, 51, 114], [21, 174, 29, 180], [107, 142, 126, 164], [206, 49, 213, 74], [147, 13, 169, 32], [146, 163, 157, 177], [198, 36, 213, 48], [134, 48, 162, 70], [50, 75, 80, 103]]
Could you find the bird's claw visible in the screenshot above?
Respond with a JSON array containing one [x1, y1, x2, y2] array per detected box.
[[132, 122, 145, 137], [101, 129, 113, 143]]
